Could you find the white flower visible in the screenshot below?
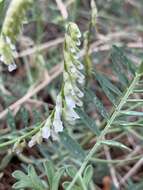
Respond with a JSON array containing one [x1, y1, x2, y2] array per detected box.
[[5, 36, 11, 44], [65, 96, 76, 108], [28, 138, 35, 148], [0, 55, 6, 63], [64, 106, 80, 122], [76, 39, 81, 46], [64, 95, 80, 122], [70, 47, 76, 53], [53, 94, 64, 133], [74, 95, 83, 107], [8, 63, 17, 72], [74, 86, 84, 98], [53, 119, 63, 133], [28, 131, 42, 148], [64, 82, 75, 97], [55, 94, 62, 113], [42, 117, 51, 139], [0, 35, 17, 71], [42, 126, 51, 140], [51, 129, 59, 141], [75, 60, 84, 70], [10, 44, 16, 51], [76, 70, 85, 84]]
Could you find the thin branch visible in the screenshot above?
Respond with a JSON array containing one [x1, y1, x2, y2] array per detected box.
[[55, 0, 68, 19], [15, 37, 64, 59], [0, 64, 63, 120], [120, 157, 143, 185], [104, 146, 120, 189]]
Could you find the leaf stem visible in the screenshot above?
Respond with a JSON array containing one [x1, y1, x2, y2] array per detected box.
[[0, 123, 42, 148], [67, 73, 140, 190]]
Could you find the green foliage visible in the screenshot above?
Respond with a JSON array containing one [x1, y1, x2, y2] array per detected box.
[[65, 45, 143, 189], [60, 131, 85, 160], [12, 165, 45, 190], [12, 161, 65, 190]]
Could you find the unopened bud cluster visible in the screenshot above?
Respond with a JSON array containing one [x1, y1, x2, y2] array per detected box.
[[0, 0, 32, 71]]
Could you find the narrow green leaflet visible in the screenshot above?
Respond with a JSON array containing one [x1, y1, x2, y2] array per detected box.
[[12, 165, 45, 190], [43, 161, 55, 188], [100, 140, 131, 151], [95, 72, 122, 96], [20, 107, 29, 127], [114, 120, 143, 127], [76, 108, 100, 135], [60, 131, 85, 160], [66, 165, 77, 178], [94, 72, 117, 105], [137, 61, 143, 75], [111, 46, 130, 86], [12, 170, 32, 189], [7, 110, 16, 130], [28, 166, 45, 190], [63, 182, 82, 190], [86, 90, 109, 119], [83, 165, 93, 186], [120, 111, 143, 116], [112, 45, 136, 75], [51, 168, 65, 190], [0, 153, 13, 171]]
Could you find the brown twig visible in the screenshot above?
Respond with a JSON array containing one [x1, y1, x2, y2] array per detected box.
[[120, 157, 143, 185], [0, 64, 63, 120], [15, 37, 64, 59], [104, 146, 120, 189], [55, 0, 68, 19]]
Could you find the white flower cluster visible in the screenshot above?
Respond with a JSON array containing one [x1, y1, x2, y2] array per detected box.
[[63, 23, 85, 122], [28, 22, 85, 147], [0, 35, 17, 72]]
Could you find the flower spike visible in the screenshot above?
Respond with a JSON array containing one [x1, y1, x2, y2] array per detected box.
[[0, 0, 33, 71], [28, 22, 85, 147]]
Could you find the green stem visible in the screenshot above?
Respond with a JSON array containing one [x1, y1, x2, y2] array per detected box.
[[84, 24, 93, 81], [90, 155, 142, 164], [0, 123, 42, 148]]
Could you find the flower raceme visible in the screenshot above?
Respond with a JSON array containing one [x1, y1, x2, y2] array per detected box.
[[0, 0, 33, 71], [28, 22, 85, 147]]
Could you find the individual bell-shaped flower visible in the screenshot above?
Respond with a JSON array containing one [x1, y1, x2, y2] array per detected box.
[[42, 117, 51, 140], [8, 63, 17, 72], [52, 110, 64, 133], [52, 93, 64, 133], [28, 131, 42, 148], [64, 105, 80, 123], [0, 35, 17, 72]]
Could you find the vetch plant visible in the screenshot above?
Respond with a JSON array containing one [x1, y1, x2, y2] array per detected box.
[[0, 0, 33, 71], [1, 1, 143, 189]]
